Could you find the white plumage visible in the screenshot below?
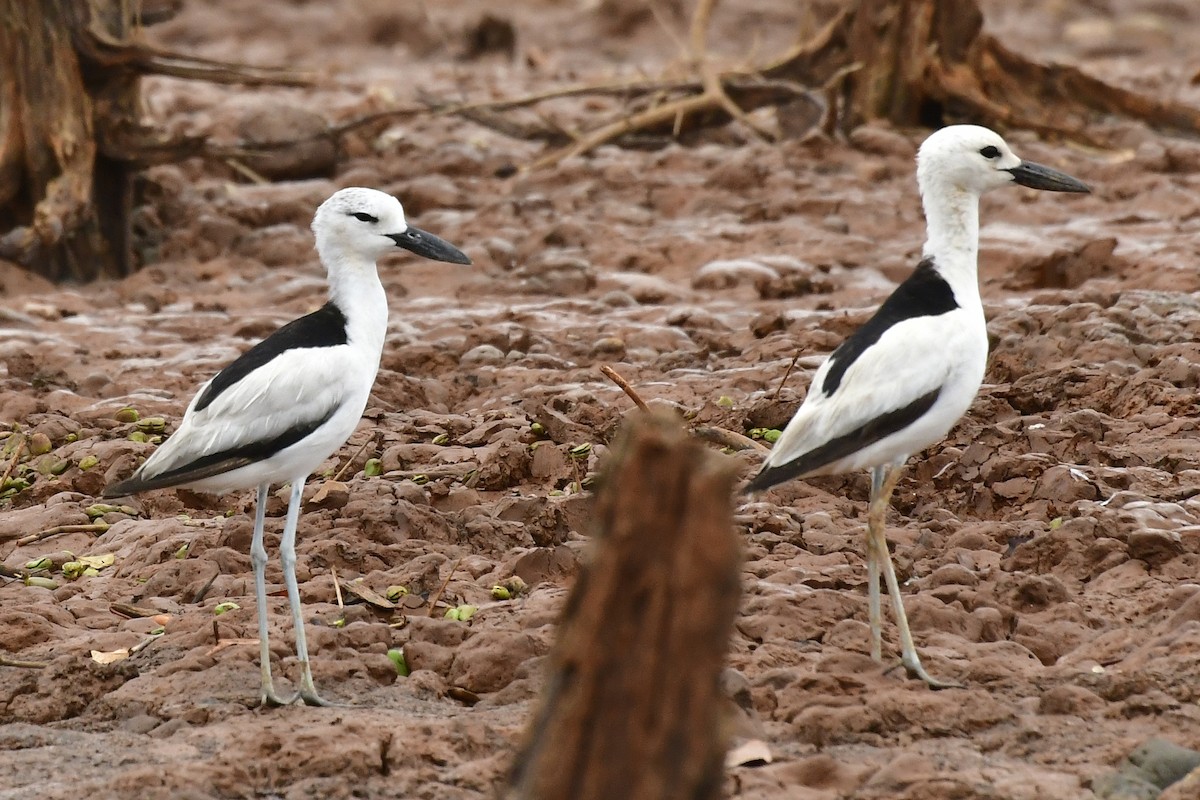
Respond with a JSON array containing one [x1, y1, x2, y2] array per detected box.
[[767, 309, 987, 478], [141, 346, 365, 493], [106, 187, 471, 706], [747, 125, 1090, 686]]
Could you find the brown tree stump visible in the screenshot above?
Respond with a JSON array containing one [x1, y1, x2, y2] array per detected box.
[[0, 0, 123, 281], [506, 411, 741, 800], [0, 0, 306, 282], [761, 0, 1200, 140], [450, 0, 1200, 167]]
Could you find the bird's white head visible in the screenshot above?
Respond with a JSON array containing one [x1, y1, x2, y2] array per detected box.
[[311, 187, 471, 267], [916, 124, 1090, 199]]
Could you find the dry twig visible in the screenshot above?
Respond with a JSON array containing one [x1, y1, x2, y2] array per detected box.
[[391, 465, 479, 482], [689, 0, 773, 142], [693, 426, 770, 453], [0, 436, 25, 491], [204, 638, 259, 657], [600, 367, 767, 454], [0, 654, 50, 668], [772, 352, 802, 401], [429, 0, 1200, 169], [111, 602, 162, 619], [331, 566, 345, 610], [527, 90, 717, 170], [129, 634, 159, 656], [190, 569, 219, 605], [332, 437, 375, 483], [16, 523, 110, 547], [427, 556, 464, 617], [599, 365, 650, 412], [221, 158, 270, 185]]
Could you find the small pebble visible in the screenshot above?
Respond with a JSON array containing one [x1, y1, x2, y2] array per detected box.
[[592, 337, 626, 356], [460, 344, 505, 366], [598, 290, 637, 308]]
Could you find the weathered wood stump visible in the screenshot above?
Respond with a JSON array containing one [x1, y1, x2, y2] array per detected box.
[[506, 411, 741, 800], [762, 0, 1200, 140], [0, 0, 129, 281], [0, 0, 306, 282], [452, 0, 1200, 166]]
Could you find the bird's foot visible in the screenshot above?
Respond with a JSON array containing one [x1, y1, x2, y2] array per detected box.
[[258, 687, 300, 707], [884, 658, 964, 690], [298, 686, 345, 707]]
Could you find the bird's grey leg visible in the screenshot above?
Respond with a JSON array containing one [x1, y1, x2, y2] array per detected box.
[[868, 465, 962, 689], [251, 482, 296, 706], [279, 478, 338, 707], [866, 467, 886, 663]]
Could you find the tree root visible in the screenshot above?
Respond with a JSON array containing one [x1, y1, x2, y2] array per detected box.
[[430, 0, 1200, 169], [597, 365, 771, 455], [0, 0, 311, 280], [0, 655, 50, 669]]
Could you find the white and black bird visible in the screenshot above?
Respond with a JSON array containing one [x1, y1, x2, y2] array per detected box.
[[105, 187, 471, 706], [745, 125, 1090, 687]]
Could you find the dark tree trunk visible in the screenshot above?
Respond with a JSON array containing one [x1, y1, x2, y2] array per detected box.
[[506, 412, 741, 800], [760, 0, 1200, 140], [0, 0, 123, 281], [0, 0, 306, 282], [448, 0, 1200, 168]]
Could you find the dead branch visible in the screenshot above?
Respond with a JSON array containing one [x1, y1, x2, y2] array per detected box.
[[331, 566, 345, 610], [79, 28, 313, 86], [597, 365, 769, 455], [388, 465, 479, 483], [111, 602, 164, 619], [15, 523, 110, 547], [693, 426, 770, 454], [0, 437, 26, 493], [772, 353, 802, 401], [0, 654, 50, 668], [599, 365, 651, 412], [689, 0, 773, 142], [527, 90, 718, 170], [0, 0, 312, 281], [427, 556, 464, 616], [434, 0, 1200, 169]]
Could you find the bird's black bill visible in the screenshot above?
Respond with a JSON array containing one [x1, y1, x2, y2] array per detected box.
[[1007, 161, 1091, 193], [387, 227, 472, 265]]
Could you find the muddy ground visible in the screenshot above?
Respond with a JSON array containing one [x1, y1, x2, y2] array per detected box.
[[3, 1, 1200, 798]]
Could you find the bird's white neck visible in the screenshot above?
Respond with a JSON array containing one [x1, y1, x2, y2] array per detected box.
[[322, 251, 389, 358], [920, 186, 982, 303]]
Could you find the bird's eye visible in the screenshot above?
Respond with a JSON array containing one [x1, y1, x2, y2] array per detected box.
[[979, 146, 1001, 159], [350, 212, 379, 223]]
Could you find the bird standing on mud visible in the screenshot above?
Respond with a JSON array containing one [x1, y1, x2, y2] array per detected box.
[[745, 125, 1090, 687], [105, 187, 471, 706]]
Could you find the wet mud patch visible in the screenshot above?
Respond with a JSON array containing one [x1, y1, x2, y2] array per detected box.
[[2, 0, 1200, 798]]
